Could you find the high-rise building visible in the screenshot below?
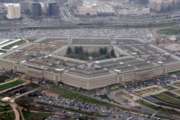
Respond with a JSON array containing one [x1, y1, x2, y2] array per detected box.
[[47, 2, 59, 17], [174, 0, 180, 9], [129, 0, 149, 5], [149, 0, 175, 12], [4, 3, 21, 19], [31, 2, 42, 18], [0, 4, 5, 19]]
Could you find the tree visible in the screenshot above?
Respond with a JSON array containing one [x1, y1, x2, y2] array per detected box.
[[74, 46, 83, 54], [110, 49, 116, 57], [79, 46, 83, 54], [99, 48, 104, 55], [74, 46, 79, 54], [66, 47, 72, 55], [99, 47, 107, 55]]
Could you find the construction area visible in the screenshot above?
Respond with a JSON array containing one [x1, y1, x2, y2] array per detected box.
[[72, 0, 150, 17]]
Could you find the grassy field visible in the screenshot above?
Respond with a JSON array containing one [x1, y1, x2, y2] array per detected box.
[[2, 40, 26, 50], [0, 75, 10, 83], [0, 102, 11, 112], [138, 99, 159, 110], [0, 80, 24, 91], [23, 111, 50, 120], [134, 86, 164, 97], [168, 70, 180, 75], [159, 27, 180, 35], [0, 111, 14, 120], [49, 85, 112, 106], [173, 89, 180, 95], [0, 49, 6, 53], [153, 92, 180, 107], [138, 99, 180, 119], [164, 85, 176, 90], [173, 82, 180, 88]]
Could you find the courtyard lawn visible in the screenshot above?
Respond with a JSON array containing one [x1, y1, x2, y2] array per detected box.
[[0, 80, 24, 91], [49, 85, 112, 106]]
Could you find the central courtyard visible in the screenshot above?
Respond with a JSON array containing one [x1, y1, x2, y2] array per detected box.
[[65, 46, 117, 61]]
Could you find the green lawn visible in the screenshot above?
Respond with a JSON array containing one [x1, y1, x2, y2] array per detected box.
[[0, 111, 14, 120], [49, 85, 112, 106], [0, 75, 10, 82], [173, 83, 180, 88], [0, 103, 11, 112], [110, 85, 121, 91], [138, 99, 159, 110], [138, 99, 180, 119], [2, 40, 26, 50], [0, 49, 6, 53], [159, 28, 180, 35], [0, 101, 6, 106], [168, 70, 180, 75], [23, 111, 50, 120], [0, 80, 24, 91], [164, 85, 176, 90], [153, 92, 180, 106]]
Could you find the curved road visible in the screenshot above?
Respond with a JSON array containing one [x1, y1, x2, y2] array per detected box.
[[10, 103, 20, 120]]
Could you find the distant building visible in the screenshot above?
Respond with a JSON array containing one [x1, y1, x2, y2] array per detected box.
[[31, 2, 42, 18], [76, 0, 115, 16], [174, 0, 180, 9], [0, 3, 6, 19], [0, 0, 16, 3], [47, 2, 59, 17], [149, 0, 176, 12], [129, 0, 149, 5], [4, 3, 21, 19], [20, 2, 30, 14]]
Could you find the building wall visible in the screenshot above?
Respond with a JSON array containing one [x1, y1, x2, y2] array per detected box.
[[134, 66, 164, 80], [62, 73, 89, 89], [165, 62, 180, 73], [0, 58, 180, 90], [0, 59, 15, 71], [86, 73, 117, 90], [5, 3, 21, 19], [121, 71, 136, 82], [61, 72, 117, 90], [23, 66, 44, 79], [44, 70, 61, 82]]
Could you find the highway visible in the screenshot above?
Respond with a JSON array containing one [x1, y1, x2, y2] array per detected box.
[[1, 10, 180, 31]]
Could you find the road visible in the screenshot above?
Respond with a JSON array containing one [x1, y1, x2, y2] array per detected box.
[[10, 102, 20, 120]]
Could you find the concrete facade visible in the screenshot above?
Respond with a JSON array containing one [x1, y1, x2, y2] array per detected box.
[[0, 59, 180, 90]]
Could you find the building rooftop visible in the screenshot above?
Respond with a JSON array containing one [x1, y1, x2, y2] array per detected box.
[[1, 37, 180, 78]]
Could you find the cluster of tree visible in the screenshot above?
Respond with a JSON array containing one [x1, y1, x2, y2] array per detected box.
[[66, 46, 116, 60]]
